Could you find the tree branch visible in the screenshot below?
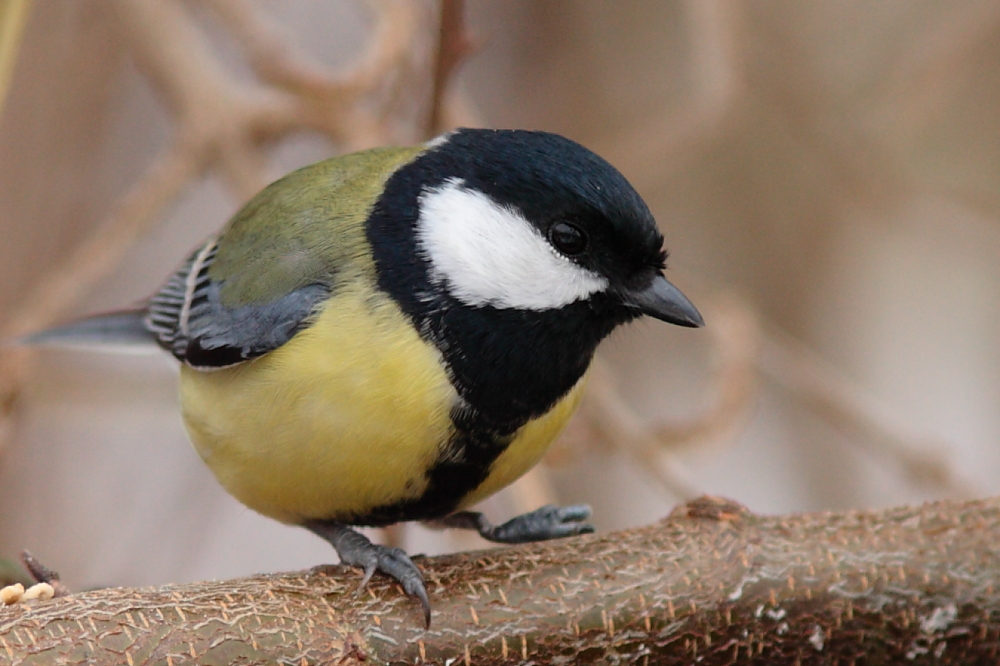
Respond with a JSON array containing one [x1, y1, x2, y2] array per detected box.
[[2, 496, 997, 664]]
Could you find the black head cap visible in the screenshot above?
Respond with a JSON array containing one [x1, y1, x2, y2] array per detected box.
[[428, 129, 666, 289], [417, 129, 702, 326]]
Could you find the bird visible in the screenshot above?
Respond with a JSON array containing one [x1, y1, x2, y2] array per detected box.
[[22, 128, 703, 626]]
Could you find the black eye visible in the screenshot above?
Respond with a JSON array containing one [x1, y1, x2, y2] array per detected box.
[[548, 222, 588, 256]]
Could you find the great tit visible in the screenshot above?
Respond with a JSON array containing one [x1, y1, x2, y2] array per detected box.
[[25, 128, 703, 625]]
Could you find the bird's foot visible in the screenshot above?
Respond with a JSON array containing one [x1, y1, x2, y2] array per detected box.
[[306, 521, 430, 627], [439, 504, 594, 544]]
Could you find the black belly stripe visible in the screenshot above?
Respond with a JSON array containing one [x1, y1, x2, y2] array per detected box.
[[341, 405, 517, 526]]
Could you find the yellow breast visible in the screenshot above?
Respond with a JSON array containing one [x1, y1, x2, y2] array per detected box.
[[178, 280, 586, 525], [179, 282, 457, 524]]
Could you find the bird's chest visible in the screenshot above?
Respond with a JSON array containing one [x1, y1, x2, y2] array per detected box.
[[177, 284, 590, 525], [178, 286, 460, 523]]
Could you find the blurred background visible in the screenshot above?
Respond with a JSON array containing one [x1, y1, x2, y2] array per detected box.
[[1, 0, 999, 591]]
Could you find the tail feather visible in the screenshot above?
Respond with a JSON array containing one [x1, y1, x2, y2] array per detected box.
[[12, 310, 161, 354]]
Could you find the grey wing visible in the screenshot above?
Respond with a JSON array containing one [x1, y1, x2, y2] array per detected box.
[[145, 238, 330, 369]]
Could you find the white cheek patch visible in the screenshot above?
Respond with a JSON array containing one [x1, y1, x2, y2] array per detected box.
[[416, 179, 609, 310]]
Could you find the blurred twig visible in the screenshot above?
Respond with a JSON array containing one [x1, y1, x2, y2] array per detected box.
[[565, 292, 761, 501], [556, 284, 972, 502], [206, 0, 438, 150], [874, 1, 1000, 220], [556, 1, 977, 503], [749, 17, 904, 208], [599, 0, 744, 187], [652, 292, 761, 448], [0, 0, 32, 125], [540, 0, 751, 503], [427, 0, 474, 135], [759, 324, 978, 498], [876, 1, 1000, 142]]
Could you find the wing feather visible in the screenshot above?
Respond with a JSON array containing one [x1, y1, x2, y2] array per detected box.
[[145, 237, 329, 369]]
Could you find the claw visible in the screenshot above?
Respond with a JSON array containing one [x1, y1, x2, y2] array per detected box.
[[411, 581, 431, 628], [358, 561, 377, 590], [306, 521, 432, 627], [437, 504, 596, 544]]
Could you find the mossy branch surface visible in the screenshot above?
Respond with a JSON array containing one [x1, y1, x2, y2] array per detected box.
[[1, 496, 998, 665]]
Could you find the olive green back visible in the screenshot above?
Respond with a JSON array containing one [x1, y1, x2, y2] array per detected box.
[[210, 146, 426, 307]]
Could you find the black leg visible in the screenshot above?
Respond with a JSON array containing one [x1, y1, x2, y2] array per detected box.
[[305, 521, 430, 627], [437, 504, 594, 544]]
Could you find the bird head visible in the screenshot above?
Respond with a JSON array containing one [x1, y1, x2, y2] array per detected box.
[[368, 128, 702, 425], [372, 128, 702, 330]]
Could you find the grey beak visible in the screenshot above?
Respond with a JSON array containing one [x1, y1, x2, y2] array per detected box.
[[625, 274, 704, 328]]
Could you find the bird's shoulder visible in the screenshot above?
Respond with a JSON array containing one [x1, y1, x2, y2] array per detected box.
[[146, 145, 425, 368], [212, 146, 426, 306]]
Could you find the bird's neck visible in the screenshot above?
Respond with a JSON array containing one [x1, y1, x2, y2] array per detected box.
[[429, 296, 628, 435]]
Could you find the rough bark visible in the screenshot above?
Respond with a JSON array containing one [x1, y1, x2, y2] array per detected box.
[[1, 496, 998, 665]]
